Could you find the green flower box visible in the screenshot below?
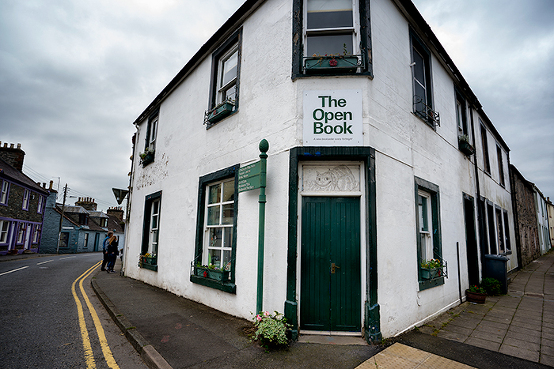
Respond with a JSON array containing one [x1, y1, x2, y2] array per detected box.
[[139, 256, 157, 271], [304, 56, 360, 73], [194, 266, 230, 282], [207, 101, 234, 123], [420, 267, 443, 280], [458, 138, 475, 156], [141, 153, 154, 166]]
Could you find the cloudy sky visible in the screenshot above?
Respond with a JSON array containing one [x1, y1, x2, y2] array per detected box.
[[1, 0, 553, 211]]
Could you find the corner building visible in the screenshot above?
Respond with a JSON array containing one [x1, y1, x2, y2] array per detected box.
[[124, 0, 518, 341]]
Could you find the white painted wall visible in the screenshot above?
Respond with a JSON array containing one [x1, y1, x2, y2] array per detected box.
[[124, 0, 516, 338]]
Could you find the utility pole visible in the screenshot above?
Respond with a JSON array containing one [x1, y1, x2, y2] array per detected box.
[[56, 184, 68, 254]]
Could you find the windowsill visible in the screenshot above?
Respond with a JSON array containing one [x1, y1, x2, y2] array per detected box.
[[292, 70, 373, 80], [205, 109, 238, 129], [412, 111, 437, 130], [419, 276, 445, 291], [190, 274, 236, 294], [139, 264, 158, 272]]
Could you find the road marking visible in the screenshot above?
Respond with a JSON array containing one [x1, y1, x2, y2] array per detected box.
[[61, 256, 76, 260], [0, 266, 29, 277], [72, 264, 99, 369], [37, 260, 54, 265], [72, 261, 120, 369]]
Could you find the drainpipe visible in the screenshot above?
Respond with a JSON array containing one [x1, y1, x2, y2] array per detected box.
[[469, 104, 485, 280]]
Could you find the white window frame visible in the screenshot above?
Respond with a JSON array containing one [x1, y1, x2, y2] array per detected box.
[[0, 220, 9, 244], [148, 198, 160, 256], [22, 189, 30, 210], [147, 114, 158, 152], [216, 45, 239, 105], [1, 181, 8, 205], [32, 224, 41, 244], [204, 178, 235, 270], [418, 190, 433, 262], [37, 195, 44, 213], [303, 0, 360, 57]]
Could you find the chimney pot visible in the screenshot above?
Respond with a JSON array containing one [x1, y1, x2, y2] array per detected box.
[[17, 143, 21, 149], [9, 144, 14, 149]]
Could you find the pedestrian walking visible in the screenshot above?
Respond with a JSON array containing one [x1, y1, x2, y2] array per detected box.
[[106, 234, 119, 273], [101, 231, 113, 271]]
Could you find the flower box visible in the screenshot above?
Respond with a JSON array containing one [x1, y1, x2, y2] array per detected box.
[[458, 136, 474, 156], [206, 101, 234, 124], [141, 153, 154, 166], [420, 267, 443, 280], [139, 255, 157, 271], [304, 56, 360, 73], [466, 289, 486, 304], [194, 266, 230, 281]]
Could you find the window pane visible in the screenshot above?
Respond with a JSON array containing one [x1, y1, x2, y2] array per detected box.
[[207, 206, 221, 226], [412, 49, 425, 85], [222, 179, 235, 202], [224, 227, 233, 248], [418, 195, 428, 232], [221, 50, 238, 87], [222, 204, 234, 225], [307, 34, 353, 56], [208, 228, 222, 248], [307, 0, 353, 29], [208, 184, 221, 204], [222, 250, 231, 271], [209, 249, 221, 267], [223, 85, 236, 102]]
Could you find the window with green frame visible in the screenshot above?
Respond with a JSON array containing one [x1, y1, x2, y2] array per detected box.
[[191, 165, 238, 293], [140, 191, 162, 271], [415, 177, 444, 290]]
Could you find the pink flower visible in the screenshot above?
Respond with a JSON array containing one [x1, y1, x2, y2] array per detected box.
[[264, 311, 270, 317], [256, 315, 262, 321]]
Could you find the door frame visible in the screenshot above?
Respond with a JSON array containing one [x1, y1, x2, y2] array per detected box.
[[284, 146, 381, 343], [298, 163, 365, 334]]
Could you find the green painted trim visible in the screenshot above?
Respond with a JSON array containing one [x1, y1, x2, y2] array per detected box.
[[192, 165, 239, 291], [190, 275, 236, 294], [139, 263, 158, 272], [285, 146, 380, 342], [419, 276, 445, 291]]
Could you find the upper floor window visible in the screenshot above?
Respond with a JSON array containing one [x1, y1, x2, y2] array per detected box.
[[292, 0, 372, 77], [0, 181, 8, 205], [455, 90, 468, 136], [22, 189, 30, 211], [146, 113, 158, 152], [37, 195, 44, 214], [32, 225, 41, 244], [411, 32, 438, 128], [480, 122, 491, 174], [496, 145, 505, 187], [205, 30, 242, 127]]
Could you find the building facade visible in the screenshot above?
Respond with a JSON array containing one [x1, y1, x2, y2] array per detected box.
[[0, 143, 49, 255], [124, 0, 519, 340]]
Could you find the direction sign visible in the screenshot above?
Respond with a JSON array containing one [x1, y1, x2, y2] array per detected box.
[[238, 161, 262, 193]]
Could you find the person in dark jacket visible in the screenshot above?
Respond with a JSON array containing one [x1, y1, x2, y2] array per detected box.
[[101, 231, 113, 271], [106, 234, 119, 273]]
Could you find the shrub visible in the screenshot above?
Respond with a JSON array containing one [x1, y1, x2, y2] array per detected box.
[[482, 278, 502, 295], [252, 311, 290, 349]]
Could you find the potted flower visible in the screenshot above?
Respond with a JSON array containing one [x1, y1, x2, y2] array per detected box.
[[420, 258, 445, 280], [139, 147, 155, 166], [252, 311, 291, 349], [194, 263, 230, 282], [458, 135, 474, 156], [466, 285, 487, 303], [304, 44, 361, 73]]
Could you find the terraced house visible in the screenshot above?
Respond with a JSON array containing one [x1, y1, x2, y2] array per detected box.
[[0, 143, 48, 255], [124, 0, 518, 341]]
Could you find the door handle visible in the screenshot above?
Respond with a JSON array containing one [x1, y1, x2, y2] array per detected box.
[[331, 263, 340, 274]]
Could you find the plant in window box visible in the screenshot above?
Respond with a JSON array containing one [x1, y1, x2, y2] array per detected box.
[[466, 284, 487, 304], [304, 45, 361, 73], [205, 99, 235, 124], [420, 258, 446, 280], [138, 253, 157, 267], [139, 147, 155, 166], [458, 135, 475, 156], [194, 263, 230, 281]]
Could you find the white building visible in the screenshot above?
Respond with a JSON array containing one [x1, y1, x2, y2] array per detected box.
[[123, 0, 518, 341]]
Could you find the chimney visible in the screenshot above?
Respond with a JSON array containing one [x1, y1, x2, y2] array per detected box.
[[75, 197, 98, 211], [0, 142, 25, 172], [107, 206, 124, 221]]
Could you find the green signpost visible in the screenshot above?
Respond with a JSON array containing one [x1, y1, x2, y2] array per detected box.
[[239, 140, 269, 314]]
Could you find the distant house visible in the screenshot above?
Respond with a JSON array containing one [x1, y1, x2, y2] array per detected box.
[[40, 196, 124, 254], [0, 142, 49, 255]]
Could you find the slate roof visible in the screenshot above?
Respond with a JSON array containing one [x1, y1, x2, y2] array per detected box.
[[0, 157, 48, 194]]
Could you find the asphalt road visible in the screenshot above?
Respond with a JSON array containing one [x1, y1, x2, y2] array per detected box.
[[0, 252, 147, 369]]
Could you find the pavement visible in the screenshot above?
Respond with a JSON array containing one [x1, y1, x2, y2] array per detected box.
[[4, 250, 552, 368]]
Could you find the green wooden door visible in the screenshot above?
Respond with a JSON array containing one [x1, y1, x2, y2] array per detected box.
[[300, 197, 361, 332]]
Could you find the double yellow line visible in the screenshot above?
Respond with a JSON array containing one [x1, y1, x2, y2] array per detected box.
[[71, 261, 120, 369]]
